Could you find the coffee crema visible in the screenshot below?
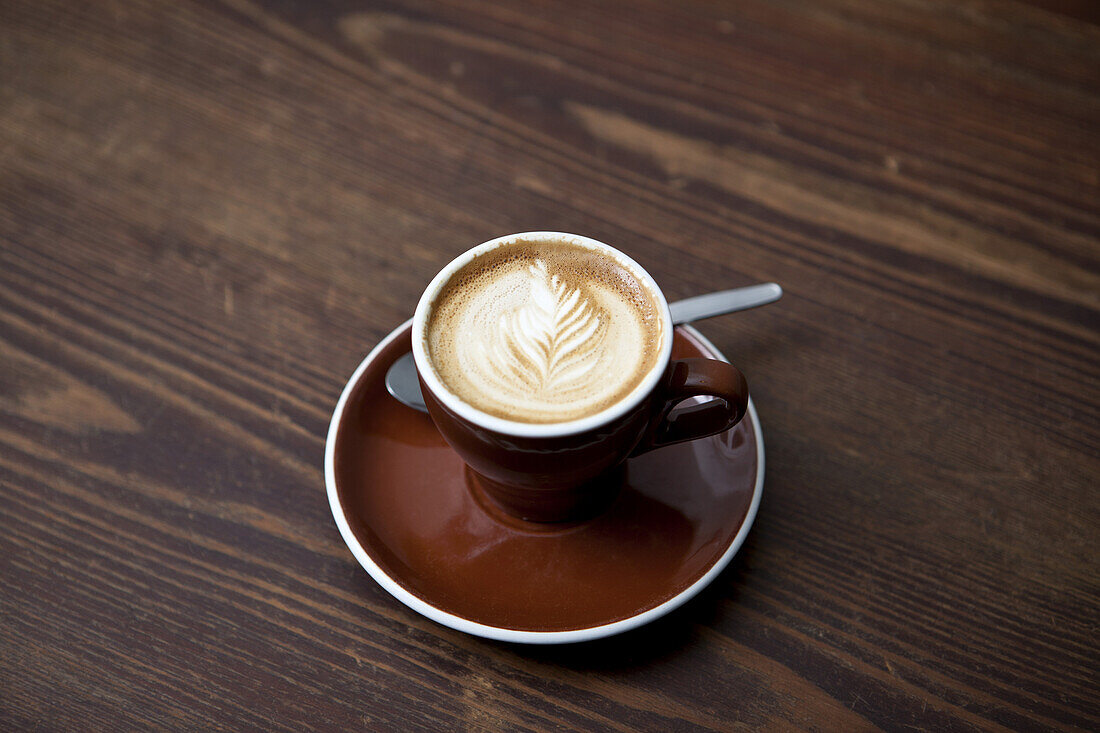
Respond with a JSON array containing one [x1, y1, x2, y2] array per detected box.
[[424, 238, 665, 423]]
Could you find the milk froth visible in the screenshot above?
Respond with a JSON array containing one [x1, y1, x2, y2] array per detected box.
[[424, 238, 664, 423]]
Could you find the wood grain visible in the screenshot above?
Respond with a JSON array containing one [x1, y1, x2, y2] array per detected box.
[[1, 0, 1097, 730]]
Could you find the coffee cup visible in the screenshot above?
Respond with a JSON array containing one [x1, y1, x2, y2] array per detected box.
[[412, 232, 748, 522]]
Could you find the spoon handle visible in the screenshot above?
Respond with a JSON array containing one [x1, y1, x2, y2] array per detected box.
[[668, 283, 782, 325]]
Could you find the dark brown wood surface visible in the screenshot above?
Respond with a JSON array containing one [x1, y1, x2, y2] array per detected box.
[[2, 0, 1097, 730]]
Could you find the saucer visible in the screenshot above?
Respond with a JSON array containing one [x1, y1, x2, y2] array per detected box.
[[325, 321, 763, 644]]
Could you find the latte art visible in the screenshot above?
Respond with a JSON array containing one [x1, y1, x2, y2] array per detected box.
[[424, 238, 664, 423], [486, 260, 602, 392]]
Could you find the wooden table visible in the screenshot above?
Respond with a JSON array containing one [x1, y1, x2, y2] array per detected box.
[[2, 1, 1096, 730]]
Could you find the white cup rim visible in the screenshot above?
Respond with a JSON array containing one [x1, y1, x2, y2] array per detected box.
[[412, 232, 674, 438]]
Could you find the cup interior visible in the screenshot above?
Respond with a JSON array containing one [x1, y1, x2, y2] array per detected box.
[[412, 232, 673, 438]]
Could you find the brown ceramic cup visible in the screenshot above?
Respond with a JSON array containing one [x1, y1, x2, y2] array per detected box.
[[412, 233, 748, 522]]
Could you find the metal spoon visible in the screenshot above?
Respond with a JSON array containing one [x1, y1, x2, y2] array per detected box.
[[386, 282, 782, 412]]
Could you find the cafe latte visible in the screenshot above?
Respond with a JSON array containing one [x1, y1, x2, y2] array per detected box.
[[423, 236, 665, 423]]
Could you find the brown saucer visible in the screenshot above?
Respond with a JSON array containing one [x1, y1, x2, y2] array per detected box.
[[325, 322, 763, 644]]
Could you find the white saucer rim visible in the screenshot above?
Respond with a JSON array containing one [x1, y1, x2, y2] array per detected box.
[[325, 319, 764, 645]]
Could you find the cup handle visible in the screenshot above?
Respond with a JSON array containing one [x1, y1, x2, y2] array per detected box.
[[633, 358, 749, 455]]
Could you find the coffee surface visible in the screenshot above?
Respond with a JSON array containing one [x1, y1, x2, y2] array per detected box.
[[425, 238, 664, 423]]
